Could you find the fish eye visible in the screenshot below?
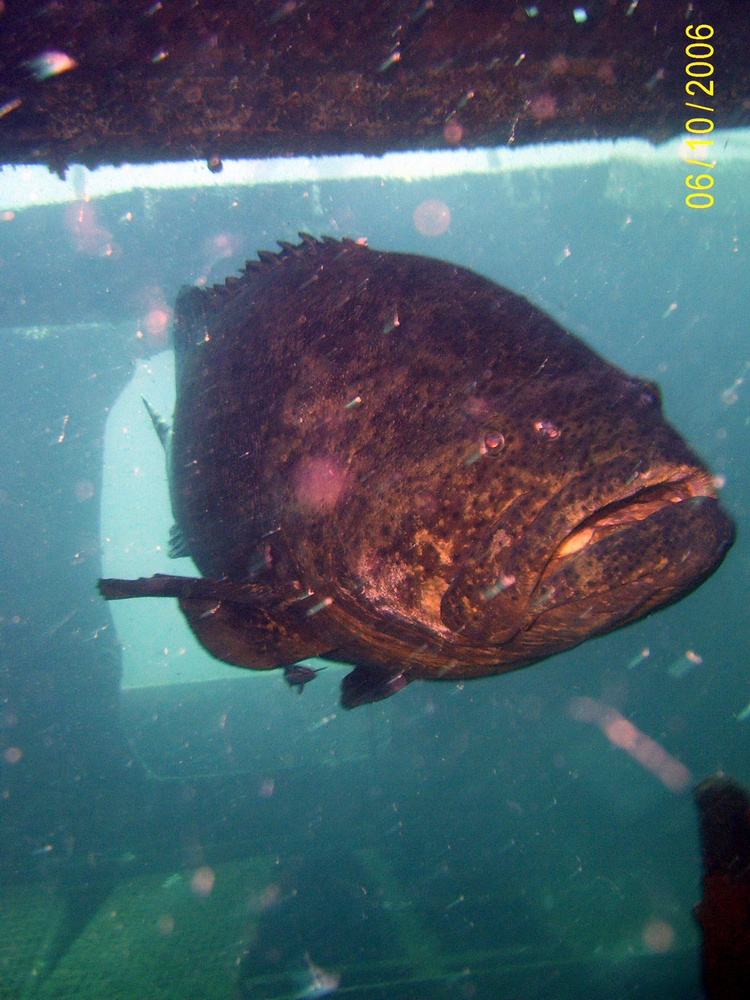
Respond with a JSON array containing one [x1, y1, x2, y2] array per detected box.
[[482, 428, 505, 454]]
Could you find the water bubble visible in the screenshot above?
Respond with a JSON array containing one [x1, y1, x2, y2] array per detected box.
[[413, 199, 451, 237]]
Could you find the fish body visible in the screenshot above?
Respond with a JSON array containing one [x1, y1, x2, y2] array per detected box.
[[283, 663, 326, 693], [99, 236, 734, 707]]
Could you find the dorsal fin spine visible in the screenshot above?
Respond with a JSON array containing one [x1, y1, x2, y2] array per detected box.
[[141, 395, 170, 450], [196, 235, 364, 306]]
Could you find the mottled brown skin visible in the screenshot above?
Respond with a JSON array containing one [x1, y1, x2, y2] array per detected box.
[[99, 236, 734, 707]]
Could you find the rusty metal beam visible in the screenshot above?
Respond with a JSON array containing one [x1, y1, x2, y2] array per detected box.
[[0, 0, 745, 172]]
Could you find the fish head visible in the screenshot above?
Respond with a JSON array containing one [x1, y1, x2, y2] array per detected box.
[[440, 370, 735, 663]]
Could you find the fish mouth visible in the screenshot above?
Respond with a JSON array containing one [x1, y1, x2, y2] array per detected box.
[[545, 468, 719, 570], [441, 463, 732, 650]]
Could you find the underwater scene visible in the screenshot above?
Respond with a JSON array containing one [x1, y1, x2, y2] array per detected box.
[[0, 131, 748, 998]]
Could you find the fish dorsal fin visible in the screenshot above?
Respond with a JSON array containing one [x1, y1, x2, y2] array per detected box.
[[140, 395, 170, 450], [210, 233, 366, 290], [238, 232, 363, 278], [172, 235, 364, 380]]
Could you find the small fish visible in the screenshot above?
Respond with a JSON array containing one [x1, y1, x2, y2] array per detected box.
[[296, 953, 340, 999], [284, 663, 326, 693]]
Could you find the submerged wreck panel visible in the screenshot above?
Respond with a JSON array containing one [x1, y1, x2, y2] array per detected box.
[[0, 0, 746, 170]]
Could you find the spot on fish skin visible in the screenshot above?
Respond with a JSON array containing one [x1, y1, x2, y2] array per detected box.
[[413, 529, 455, 569], [421, 576, 449, 618], [293, 456, 347, 510]]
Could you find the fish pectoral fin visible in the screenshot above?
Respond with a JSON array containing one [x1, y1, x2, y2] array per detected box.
[[340, 665, 408, 709], [99, 575, 334, 672], [167, 523, 191, 559], [98, 574, 276, 604]]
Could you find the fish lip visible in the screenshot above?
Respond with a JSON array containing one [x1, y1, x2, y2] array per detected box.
[[440, 466, 721, 646], [542, 467, 719, 571]]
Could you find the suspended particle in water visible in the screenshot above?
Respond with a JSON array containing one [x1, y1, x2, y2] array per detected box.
[[529, 93, 557, 121], [642, 919, 675, 954], [0, 98, 21, 119], [626, 647, 650, 669], [443, 118, 464, 145], [27, 51, 77, 80], [667, 648, 703, 679], [481, 575, 516, 601], [258, 778, 275, 798], [74, 480, 95, 502], [65, 201, 115, 257], [190, 866, 215, 897], [378, 49, 401, 72]]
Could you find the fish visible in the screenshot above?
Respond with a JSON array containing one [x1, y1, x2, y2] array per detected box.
[[694, 775, 750, 998], [99, 235, 735, 708], [295, 953, 340, 999], [283, 663, 326, 694]]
